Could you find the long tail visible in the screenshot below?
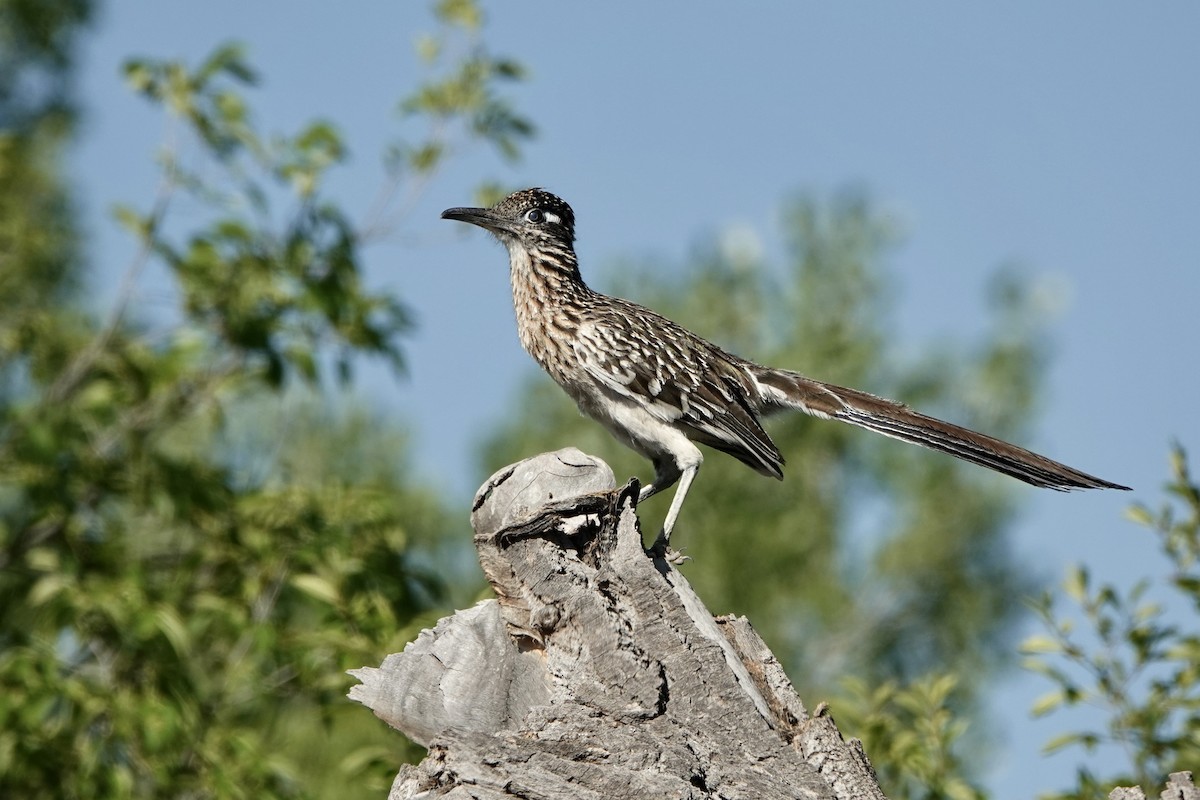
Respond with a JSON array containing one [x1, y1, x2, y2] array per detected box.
[[752, 367, 1130, 491]]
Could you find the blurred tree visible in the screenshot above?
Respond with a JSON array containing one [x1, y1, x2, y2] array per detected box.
[[480, 192, 1053, 758], [0, 1, 530, 797], [836, 673, 986, 800], [1023, 445, 1200, 800], [0, 0, 92, 374]]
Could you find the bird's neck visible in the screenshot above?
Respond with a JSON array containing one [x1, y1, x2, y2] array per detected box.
[[506, 243, 591, 375]]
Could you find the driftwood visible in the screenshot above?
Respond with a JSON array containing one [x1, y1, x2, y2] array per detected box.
[[348, 448, 1198, 800]]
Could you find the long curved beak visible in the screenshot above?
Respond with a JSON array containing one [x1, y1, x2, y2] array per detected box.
[[441, 206, 515, 234]]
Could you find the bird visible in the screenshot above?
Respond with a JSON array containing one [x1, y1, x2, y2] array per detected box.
[[442, 188, 1130, 551]]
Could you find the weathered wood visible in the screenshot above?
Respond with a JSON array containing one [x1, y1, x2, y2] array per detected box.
[[352, 449, 1200, 800], [1109, 787, 1147, 800], [1107, 771, 1199, 800], [350, 448, 889, 799], [347, 601, 551, 747], [1159, 771, 1198, 800]]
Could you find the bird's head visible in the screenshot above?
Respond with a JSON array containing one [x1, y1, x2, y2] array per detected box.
[[441, 188, 576, 251]]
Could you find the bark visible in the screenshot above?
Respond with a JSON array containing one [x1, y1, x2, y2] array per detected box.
[[349, 448, 885, 799], [1109, 772, 1199, 800]]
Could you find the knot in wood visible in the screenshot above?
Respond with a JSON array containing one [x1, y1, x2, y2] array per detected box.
[[530, 602, 562, 634]]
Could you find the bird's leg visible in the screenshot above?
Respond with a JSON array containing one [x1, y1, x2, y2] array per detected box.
[[637, 456, 680, 504], [649, 462, 699, 561], [659, 464, 698, 544]]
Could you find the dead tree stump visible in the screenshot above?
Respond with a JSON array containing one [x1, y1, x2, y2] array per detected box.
[[349, 448, 887, 799], [350, 449, 1200, 799]]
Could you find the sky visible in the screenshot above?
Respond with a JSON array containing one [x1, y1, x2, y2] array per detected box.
[[74, 3, 1199, 797]]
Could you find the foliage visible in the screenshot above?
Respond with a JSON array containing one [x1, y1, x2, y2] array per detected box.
[[481, 191, 1049, 708], [0, 0, 92, 369], [1023, 444, 1200, 799], [118, 41, 410, 388], [0, 0, 92, 130], [0, 1, 530, 797], [837, 673, 987, 800]]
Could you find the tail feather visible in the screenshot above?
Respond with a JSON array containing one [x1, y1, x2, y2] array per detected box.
[[753, 368, 1130, 491]]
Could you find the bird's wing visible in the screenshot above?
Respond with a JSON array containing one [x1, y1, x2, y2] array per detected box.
[[573, 306, 784, 478]]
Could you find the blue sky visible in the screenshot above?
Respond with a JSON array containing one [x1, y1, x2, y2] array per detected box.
[[75, 3, 1199, 796]]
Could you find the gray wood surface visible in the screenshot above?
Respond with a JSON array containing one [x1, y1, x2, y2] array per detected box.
[[350, 449, 1197, 799], [351, 449, 890, 799]]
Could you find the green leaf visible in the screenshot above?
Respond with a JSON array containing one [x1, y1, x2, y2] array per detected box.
[[1064, 565, 1089, 603], [27, 574, 70, 607], [154, 607, 191, 658], [1124, 503, 1154, 527], [123, 59, 153, 93], [1020, 634, 1063, 655], [112, 203, 151, 237], [291, 574, 341, 605], [1031, 690, 1066, 717], [436, 0, 482, 29], [1042, 731, 1092, 755], [197, 41, 257, 86]]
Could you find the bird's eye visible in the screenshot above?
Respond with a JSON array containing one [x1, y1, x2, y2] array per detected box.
[[525, 209, 545, 223]]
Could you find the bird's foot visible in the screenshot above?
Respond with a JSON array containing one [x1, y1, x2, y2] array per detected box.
[[648, 529, 690, 565]]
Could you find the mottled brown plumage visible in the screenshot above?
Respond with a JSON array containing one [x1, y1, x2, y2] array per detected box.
[[442, 188, 1129, 548]]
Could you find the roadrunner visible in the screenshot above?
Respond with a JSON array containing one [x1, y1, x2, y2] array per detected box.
[[442, 188, 1129, 549]]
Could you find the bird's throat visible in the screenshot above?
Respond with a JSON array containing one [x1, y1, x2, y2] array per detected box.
[[506, 245, 587, 383]]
